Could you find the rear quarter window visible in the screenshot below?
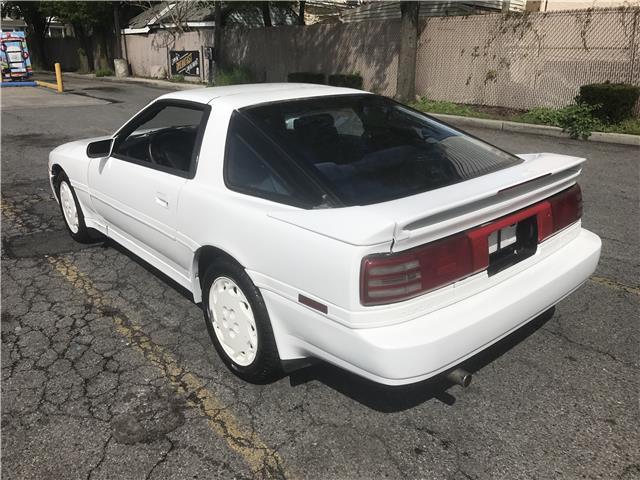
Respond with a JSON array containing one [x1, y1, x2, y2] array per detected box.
[[223, 112, 326, 208]]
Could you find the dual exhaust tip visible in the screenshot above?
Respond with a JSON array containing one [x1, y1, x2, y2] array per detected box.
[[445, 368, 472, 388]]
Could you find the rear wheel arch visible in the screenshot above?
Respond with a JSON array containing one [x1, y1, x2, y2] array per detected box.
[[192, 245, 244, 303]]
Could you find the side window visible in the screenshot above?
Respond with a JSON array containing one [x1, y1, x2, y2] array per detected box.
[[227, 134, 292, 196], [224, 112, 323, 207], [114, 103, 205, 175]]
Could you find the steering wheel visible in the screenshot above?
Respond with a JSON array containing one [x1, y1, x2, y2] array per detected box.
[[148, 131, 180, 169]]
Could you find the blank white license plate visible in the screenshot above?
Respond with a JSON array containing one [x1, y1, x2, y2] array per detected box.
[[488, 223, 517, 254]]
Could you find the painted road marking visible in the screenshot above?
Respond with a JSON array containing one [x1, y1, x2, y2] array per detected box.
[[0, 199, 26, 232], [47, 255, 289, 479]]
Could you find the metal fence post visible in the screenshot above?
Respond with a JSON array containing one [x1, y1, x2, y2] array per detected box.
[[629, 8, 638, 85]]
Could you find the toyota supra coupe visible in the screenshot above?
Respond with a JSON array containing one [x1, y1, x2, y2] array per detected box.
[[49, 83, 601, 385]]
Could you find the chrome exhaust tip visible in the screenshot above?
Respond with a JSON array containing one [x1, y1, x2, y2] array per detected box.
[[446, 368, 472, 388]]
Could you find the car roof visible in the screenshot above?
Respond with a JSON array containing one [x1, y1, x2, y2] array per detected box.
[[157, 83, 369, 108]]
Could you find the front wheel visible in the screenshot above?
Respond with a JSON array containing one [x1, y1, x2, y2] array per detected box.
[[56, 173, 92, 243], [202, 259, 282, 383]]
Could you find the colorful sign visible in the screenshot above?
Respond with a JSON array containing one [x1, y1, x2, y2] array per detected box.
[[169, 50, 200, 77], [1, 31, 33, 80]]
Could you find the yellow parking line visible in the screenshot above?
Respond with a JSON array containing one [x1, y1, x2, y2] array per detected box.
[[47, 255, 289, 478], [590, 275, 640, 296], [0, 199, 26, 231]]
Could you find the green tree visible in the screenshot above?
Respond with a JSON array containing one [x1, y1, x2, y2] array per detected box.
[[47, 1, 114, 71], [218, 1, 298, 28]]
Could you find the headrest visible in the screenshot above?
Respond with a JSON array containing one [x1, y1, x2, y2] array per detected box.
[[293, 113, 336, 133]]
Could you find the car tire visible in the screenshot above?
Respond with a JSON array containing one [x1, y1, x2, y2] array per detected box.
[[55, 173, 93, 243], [202, 258, 282, 383]]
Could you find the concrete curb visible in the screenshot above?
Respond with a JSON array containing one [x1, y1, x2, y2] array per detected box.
[[429, 113, 639, 147], [62, 72, 203, 91]]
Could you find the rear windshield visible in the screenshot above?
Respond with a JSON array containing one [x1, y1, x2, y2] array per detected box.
[[241, 94, 523, 206]]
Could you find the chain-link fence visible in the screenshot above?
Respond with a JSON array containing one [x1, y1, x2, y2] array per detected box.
[[222, 7, 638, 112], [124, 7, 639, 114], [416, 7, 640, 111]]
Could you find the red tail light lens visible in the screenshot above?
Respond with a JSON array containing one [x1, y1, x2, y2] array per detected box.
[[548, 184, 582, 235], [361, 233, 480, 306], [360, 184, 583, 306]]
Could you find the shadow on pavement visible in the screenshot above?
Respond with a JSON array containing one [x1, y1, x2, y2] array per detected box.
[[289, 307, 555, 413]]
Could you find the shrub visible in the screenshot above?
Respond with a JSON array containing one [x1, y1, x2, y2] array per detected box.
[[328, 74, 363, 89], [94, 68, 114, 77], [287, 72, 325, 84], [519, 103, 600, 139], [577, 82, 640, 124], [215, 65, 253, 86], [556, 103, 601, 140]]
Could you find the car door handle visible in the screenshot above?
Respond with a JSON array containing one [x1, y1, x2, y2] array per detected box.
[[155, 195, 169, 209]]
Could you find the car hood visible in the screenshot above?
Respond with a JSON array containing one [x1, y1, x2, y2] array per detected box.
[[268, 153, 585, 250]]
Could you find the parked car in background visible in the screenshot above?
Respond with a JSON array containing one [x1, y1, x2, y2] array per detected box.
[[48, 84, 601, 385]]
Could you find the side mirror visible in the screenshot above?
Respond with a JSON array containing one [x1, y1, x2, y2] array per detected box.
[[86, 138, 113, 158]]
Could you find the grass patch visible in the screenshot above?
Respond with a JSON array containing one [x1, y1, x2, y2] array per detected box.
[[596, 118, 640, 136], [412, 97, 639, 138], [170, 74, 185, 83], [94, 68, 114, 77], [412, 98, 490, 118], [214, 65, 253, 86]]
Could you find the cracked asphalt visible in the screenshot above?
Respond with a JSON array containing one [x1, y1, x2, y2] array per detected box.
[[1, 77, 639, 480]]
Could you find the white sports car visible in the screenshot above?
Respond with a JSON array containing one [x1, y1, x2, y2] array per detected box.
[[49, 84, 601, 386]]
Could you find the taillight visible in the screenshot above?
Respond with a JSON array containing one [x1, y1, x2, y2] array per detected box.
[[548, 184, 582, 235], [360, 183, 583, 306], [361, 233, 480, 306]]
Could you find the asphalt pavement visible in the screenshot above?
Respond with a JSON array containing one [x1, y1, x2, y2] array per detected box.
[[1, 76, 639, 480]]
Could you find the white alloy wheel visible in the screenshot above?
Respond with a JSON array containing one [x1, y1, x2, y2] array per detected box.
[[59, 181, 79, 234], [208, 276, 258, 366]]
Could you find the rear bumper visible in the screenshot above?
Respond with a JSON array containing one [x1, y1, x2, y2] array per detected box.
[[263, 228, 601, 385]]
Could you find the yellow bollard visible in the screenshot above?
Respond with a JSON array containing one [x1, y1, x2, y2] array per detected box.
[[54, 62, 63, 93]]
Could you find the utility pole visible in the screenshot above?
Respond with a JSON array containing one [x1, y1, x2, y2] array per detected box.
[[396, 1, 419, 103], [298, 1, 306, 26], [262, 2, 272, 27]]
